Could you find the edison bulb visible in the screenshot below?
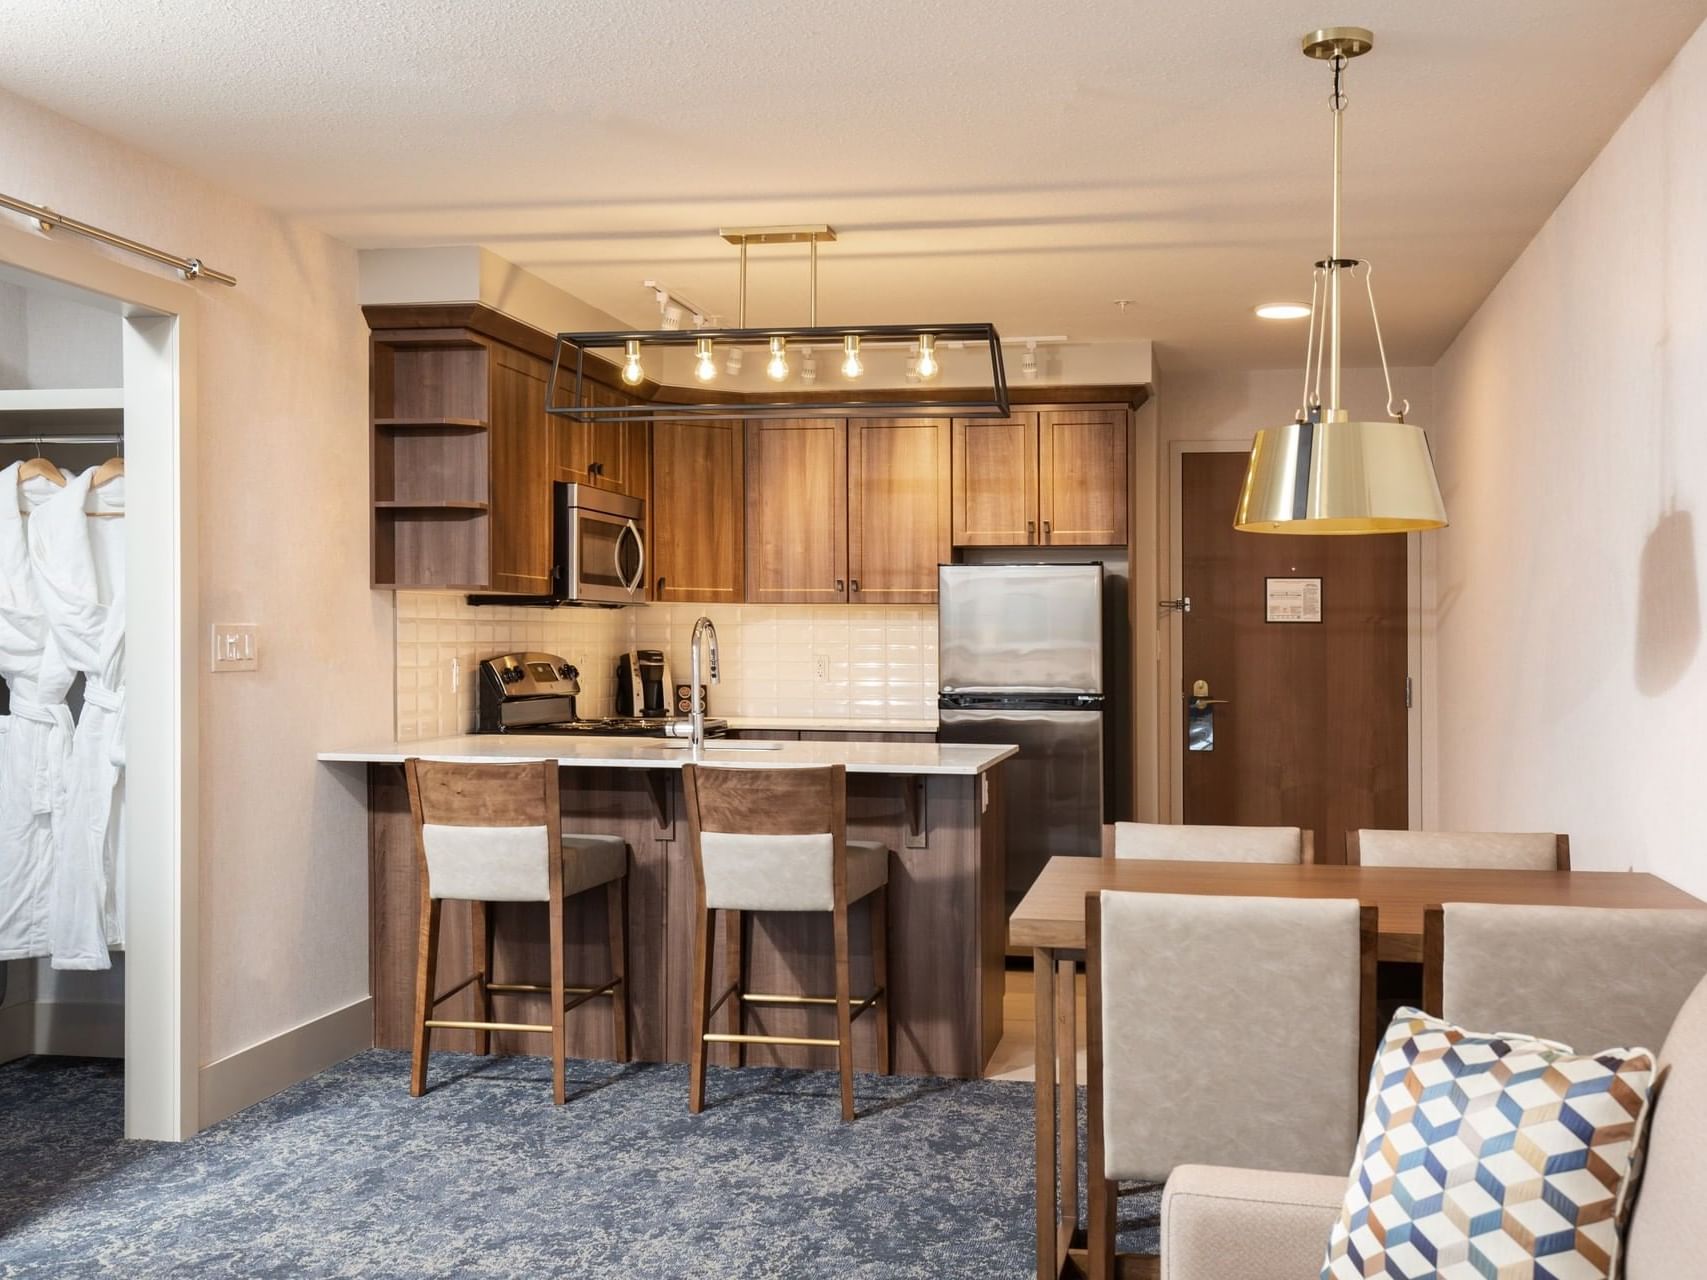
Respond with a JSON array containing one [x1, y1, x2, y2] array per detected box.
[[694, 338, 716, 382], [621, 338, 644, 386], [915, 334, 939, 380], [766, 335, 789, 381], [841, 334, 863, 379]]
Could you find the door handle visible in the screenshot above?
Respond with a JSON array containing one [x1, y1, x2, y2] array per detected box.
[[617, 518, 645, 596]]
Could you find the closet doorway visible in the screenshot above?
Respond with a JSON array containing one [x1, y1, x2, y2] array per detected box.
[[0, 222, 198, 1141]]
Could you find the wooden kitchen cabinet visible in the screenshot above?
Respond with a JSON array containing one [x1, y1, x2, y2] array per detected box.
[[847, 417, 951, 604], [556, 380, 650, 502], [486, 345, 556, 593], [651, 419, 744, 603], [1039, 407, 1127, 546], [744, 418, 849, 604], [951, 406, 1128, 547], [951, 413, 1039, 545]]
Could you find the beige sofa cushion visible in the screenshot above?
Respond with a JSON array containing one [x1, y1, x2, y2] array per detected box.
[[1161, 1165, 1344, 1280], [1097, 891, 1362, 1181], [1624, 973, 1707, 1279], [1356, 828, 1558, 869], [1442, 903, 1707, 1053], [1113, 822, 1303, 863]]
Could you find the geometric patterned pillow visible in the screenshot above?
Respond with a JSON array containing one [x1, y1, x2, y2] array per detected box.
[[1321, 1008, 1657, 1280]]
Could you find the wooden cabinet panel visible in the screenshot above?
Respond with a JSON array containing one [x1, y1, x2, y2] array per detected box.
[[745, 419, 848, 604], [1039, 408, 1127, 546], [651, 420, 744, 603], [555, 381, 648, 501], [486, 346, 555, 593], [847, 418, 950, 604], [952, 413, 1039, 546]]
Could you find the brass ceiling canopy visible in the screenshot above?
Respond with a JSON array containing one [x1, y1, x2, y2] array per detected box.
[[1235, 26, 1447, 535]]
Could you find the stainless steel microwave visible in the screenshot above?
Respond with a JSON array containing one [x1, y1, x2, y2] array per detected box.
[[469, 482, 646, 607]]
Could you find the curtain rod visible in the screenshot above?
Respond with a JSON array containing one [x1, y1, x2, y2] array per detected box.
[[0, 191, 236, 287]]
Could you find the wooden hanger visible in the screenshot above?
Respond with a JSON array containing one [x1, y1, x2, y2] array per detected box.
[[92, 456, 124, 488], [18, 454, 66, 487]]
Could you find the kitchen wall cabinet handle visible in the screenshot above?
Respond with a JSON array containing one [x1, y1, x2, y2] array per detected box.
[[656, 576, 666, 596], [850, 579, 861, 594], [1027, 519, 1036, 541], [835, 579, 845, 593], [1043, 519, 1052, 543]]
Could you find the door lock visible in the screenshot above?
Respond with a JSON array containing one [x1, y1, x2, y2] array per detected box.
[[1188, 678, 1229, 710]]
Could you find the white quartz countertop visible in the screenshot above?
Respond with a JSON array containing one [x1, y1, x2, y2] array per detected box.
[[722, 716, 939, 734], [317, 734, 1012, 776]]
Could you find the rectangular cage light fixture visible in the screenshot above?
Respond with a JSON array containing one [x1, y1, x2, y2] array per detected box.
[[546, 322, 1011, 421]]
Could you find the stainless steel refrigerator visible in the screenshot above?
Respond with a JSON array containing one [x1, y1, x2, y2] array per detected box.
[[937, 563, 1105, 916]]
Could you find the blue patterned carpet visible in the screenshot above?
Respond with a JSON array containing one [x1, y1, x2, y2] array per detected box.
[[0, 1052, 1159, 1278]]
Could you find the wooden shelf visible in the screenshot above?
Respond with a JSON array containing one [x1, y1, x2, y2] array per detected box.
[[375, 500, 489, 512], [374, 417, 487, 431], [0, 387, 124, 431]]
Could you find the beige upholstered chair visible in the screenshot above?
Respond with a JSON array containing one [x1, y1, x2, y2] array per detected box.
[[1348, 828, 1569, 870], [1111, 821, 1314, 864], [1423, 902, 1707, 1053], [404, 759, 629, 1105], [1158, 970, 1707, 1280], [682, 763, 890, 1122], [1085, 890, 1375, 1278]]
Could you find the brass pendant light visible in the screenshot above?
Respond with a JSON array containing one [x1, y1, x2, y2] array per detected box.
[[1235, 28, 1447, 535]]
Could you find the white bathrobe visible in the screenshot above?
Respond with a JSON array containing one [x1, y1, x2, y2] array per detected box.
[[0, 464, 75, 962], [34, 466, 124, 970]]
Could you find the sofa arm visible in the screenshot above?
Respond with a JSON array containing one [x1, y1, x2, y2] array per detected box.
[[1161, 1165, 1345, 1280]]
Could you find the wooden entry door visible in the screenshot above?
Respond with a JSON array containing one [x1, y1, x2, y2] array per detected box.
[[1180, 450, 1408, 863]]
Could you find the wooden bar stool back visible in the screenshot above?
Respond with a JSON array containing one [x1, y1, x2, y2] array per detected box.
[[404, 758, 629, 1105], [682, 763, 890, 1121]]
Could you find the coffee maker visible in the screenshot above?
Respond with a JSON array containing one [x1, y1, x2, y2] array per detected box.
[[616, 649, 671, 718]]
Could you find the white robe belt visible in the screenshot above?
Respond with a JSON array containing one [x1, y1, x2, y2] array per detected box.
[[9, 694, 73, 816], [82, 681, 125, 768]]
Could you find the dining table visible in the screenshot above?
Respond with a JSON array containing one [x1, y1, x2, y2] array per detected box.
[[1008, 854, 1706, 1280]]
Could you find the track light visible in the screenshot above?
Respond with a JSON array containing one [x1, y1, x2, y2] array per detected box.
[[767, 335, 789, 381], [694, 337, 717, 382], [1021, 340, 1039, 380], [841, 335, 863, 379], [725, 346, 744, 376], [801, 347, 818, 384], [915, 333, 939, 380], [621, 338, 645, 386]]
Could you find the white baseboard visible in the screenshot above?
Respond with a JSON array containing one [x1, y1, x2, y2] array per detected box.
[[197, 997, 373, 1130], [0, 1001, 31, 1065], [33, 999, 126, 1058]]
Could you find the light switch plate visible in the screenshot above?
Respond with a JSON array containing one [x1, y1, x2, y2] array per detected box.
[[211, 623, 259, 672]]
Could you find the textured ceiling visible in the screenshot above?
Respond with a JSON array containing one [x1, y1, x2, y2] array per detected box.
[[3, 0, 1703, 369]]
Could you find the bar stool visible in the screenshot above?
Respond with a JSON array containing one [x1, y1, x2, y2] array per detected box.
[[682, 763, 890, 1121], [404, 758, 629, 1105]]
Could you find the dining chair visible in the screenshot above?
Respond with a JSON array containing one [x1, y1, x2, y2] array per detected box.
[[404, 758, 629, 1105], [682, 763, 891, 1121], [1110, 821, 1314, 864], [1423, 901, 1707, 1051], [1348, 828, 1569, 870], [1085, 890, 1376, 1279]]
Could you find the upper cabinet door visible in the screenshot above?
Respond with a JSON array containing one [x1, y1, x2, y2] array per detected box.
[[555, 380, 649, 501], [651, 420, 744, 603], [486, 345, 555, 594], [1039, 408, 1127, 546], [952, 413, 1039, 546], [745, 419, 849, 604], [847, 418, 951, 604]]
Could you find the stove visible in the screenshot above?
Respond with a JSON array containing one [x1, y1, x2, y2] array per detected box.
[[475, 651, 726, 738]]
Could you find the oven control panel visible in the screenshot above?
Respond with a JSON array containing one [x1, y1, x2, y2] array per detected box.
[[481, 651, 581, 698]]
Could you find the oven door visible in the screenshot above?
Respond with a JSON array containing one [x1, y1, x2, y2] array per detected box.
[[563, 505, 646, 605]]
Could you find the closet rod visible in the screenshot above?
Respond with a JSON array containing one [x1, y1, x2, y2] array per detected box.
[[0, 191, 236, 287], [0, 434, 124, 445]]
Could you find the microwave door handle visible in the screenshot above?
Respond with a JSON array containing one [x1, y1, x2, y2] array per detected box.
[[623, 518, 645, 596]]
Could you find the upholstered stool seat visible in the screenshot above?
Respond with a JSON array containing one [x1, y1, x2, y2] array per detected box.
[[405, 759, 630, 1105], [684, 764, 892, 1121]]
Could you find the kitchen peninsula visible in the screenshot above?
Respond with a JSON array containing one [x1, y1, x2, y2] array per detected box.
[[318, 735, 1013, 1078]]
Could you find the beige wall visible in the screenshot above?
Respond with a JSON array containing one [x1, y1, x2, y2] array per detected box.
[[1431, 17, 1707, 897], [0, 88, 393, 1064]]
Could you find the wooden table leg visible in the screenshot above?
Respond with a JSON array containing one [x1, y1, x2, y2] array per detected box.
[[1057, 956, 1079, 1264], [1034, 947, 1058, 1280]]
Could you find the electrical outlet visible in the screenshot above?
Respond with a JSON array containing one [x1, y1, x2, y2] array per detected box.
[[815, 653, 830, 682], [210, 623, 259, 672]]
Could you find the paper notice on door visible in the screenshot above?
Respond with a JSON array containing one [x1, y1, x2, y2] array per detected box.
[[1265, 577, 1322, 623]]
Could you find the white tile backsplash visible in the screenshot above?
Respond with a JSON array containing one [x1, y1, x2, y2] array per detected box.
[[394, 596, 939, 740]]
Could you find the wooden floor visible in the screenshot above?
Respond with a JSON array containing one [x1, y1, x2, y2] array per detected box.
[[983, 963, 1086, 1083]]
